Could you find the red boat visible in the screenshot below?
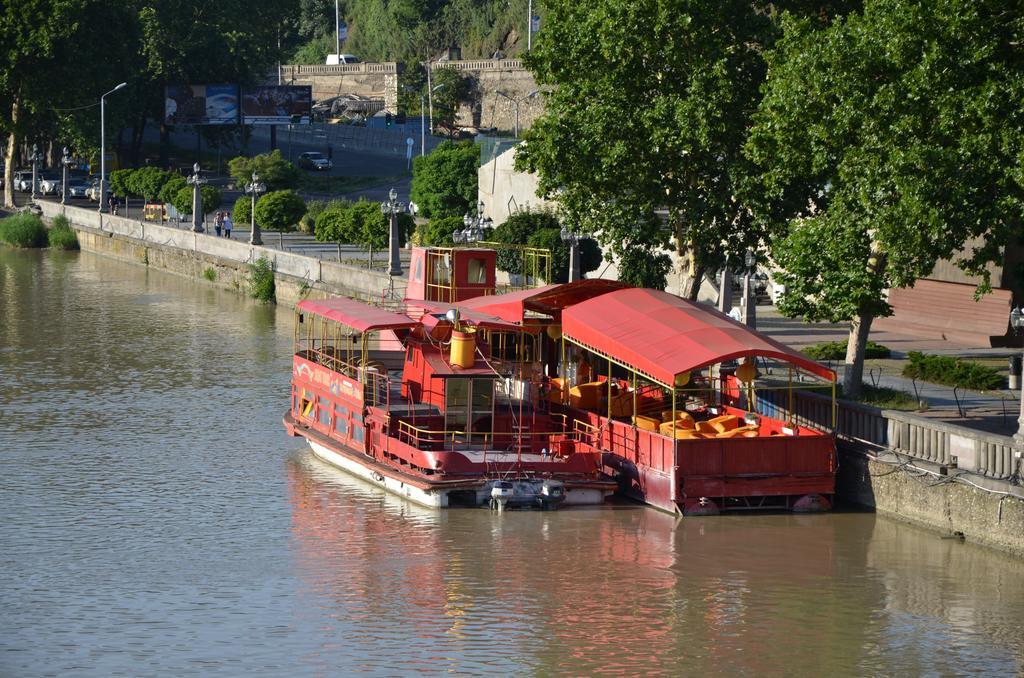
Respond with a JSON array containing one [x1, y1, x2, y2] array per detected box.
[[284, 246, 837, 513]]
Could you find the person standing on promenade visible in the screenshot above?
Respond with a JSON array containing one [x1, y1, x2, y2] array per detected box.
[[214, 211, 224, 237], [223, 212, 233, 239]]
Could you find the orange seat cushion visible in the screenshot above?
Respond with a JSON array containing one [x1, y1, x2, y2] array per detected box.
[[696, 421, 717, 434], [659, 418, 697, 435], [715, 425, 760, 439], [674, 429, 707, 440]]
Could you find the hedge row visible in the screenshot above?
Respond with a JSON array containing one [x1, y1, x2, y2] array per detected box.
[[901, 351, 1003, 391]]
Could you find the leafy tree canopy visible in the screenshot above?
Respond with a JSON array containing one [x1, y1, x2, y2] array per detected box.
[[228, 150, 300, 191], [411, 140, 479, 218], [744, 0, 1024, 393], [516, 0, 777, 297], [254, 190, 307, 232], [173, 185, 222, 216]]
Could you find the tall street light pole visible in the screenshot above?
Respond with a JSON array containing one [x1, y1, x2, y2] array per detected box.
[[428, 82, 445, 137], [186, 162, 206, 233], [420, 93, 426, 156], [496, 89, 539, 139], [335, 0, 341, 62], [560, 225, 584, 282], [99, 81, 127, 213], [246, 171, 266, 246]]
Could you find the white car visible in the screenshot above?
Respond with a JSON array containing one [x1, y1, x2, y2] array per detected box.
[[326, 54, 360, 65], [38, 174, 62, 195], [298, 151, 333, 171]]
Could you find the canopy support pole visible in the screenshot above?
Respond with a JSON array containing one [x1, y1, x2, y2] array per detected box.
[[632, 371, 637, 425], [607, 357, 613, 420]]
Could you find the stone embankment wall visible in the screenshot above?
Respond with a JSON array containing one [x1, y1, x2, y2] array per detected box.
[[759, 389, 1024, 557], [430, 60, 542, 132], [38, 202, 393, 308], [278, 63, 401, 113]]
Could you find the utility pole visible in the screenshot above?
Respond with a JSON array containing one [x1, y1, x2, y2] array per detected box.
[[335, 0, 341, 62], [528, 0, 533, 50]]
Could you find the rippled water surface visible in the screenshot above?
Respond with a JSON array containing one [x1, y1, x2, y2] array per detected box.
[[2, 248, 1023, 676]]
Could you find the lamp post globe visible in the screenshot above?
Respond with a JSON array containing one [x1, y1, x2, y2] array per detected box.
[[247, 171, 265, 246], [381, 187, 406, 277]]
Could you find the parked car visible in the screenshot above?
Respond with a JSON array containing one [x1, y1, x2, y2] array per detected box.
[[297, 151, 333, 171], [38, 173, 62, 195], [12, 170, 32, 192], [66, 174, 92, 198]]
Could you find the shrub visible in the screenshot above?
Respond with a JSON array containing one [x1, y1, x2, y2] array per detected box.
[[0, 213, 48, 248], [248, 256, 275, 302], [616, 246, 672, 290], [254, 190, 306, 233], [233, 195, 252, 227], [803, 340, 891, 361], [527, 227, 602, 283], [227, 150, 299, 190], [203, 267, 217, 281], [902, 351, 1003, 391], [314, 199, 412, 252], [47, 215, 79, 250]]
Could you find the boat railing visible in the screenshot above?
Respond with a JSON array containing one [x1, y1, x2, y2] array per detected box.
[[298, 347, 392, 407], [395, 415, 574, 454]]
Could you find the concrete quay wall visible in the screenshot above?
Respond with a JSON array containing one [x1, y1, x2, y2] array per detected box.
[[39, 201, 393, 308], [837, 448, 1024, 558]]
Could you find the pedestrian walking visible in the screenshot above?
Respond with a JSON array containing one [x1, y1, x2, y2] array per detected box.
[[223, 212, 233, 239], [107, 194, 118, 215], [214, 211, 224, 237]]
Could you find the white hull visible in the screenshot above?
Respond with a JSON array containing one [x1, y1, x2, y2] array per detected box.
[[307, 440, 610, 509]]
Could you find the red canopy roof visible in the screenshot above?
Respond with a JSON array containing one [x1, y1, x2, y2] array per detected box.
[[297, 297, 417, 332], [562, 288, 835, 383], [458, 279, 628, 323]]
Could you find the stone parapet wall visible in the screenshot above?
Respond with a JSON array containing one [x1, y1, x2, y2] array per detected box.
[[37, 201, 393, 308], [277, 62, 402, 113]]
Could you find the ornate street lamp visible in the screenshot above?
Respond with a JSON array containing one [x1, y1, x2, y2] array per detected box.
[[454, 201, 492, 244], [380, 187, 409, 276], [29, 144, 42, 201], [742, 248, 757, 329], [559, 224, 585, 282], [186, 162, 206, 233], [245, 171, 266, 246], [60, 146, 72, 205], [1010, 307, 1024, 441]]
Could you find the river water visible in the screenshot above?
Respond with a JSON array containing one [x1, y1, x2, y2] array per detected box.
[[2, 248, 1023, 676]]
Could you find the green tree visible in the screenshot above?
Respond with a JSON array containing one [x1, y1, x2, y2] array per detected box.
[[173, 185, 222, 216], [411, 140, 479, 218], [744, 0, 1024, 396], [515, 0, 777, 298], [254, 190, 307, 233], [131, 167, 173, 202], [314, 205, 358, 244], [228, 150, 300, 191], [109, 169, 136, 198], [419, 216, 461, 246], [159, 175, 187, 204], [527, 228, 603, 284], [430, 66, 474, 136]]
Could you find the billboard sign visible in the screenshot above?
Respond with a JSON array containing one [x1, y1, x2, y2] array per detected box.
[[241, 86, 313, 125], [165, 84, 239, 125]]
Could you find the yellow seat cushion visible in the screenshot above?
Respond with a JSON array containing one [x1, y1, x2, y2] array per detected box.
[[569, 382, 603, 410], [709, 414, 741, 433], [674, 429, 707, 440], [659, 417, 697, 435], [633, 415, 661, 432], [716, 425, 760, 439], [696, 421, 717, 434]]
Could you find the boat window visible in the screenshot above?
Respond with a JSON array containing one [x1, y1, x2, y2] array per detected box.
[[413, 257, 423, 282], [352, 425, 365, 443], [432, 253, 451, 285], [300, 390, 315, 419], [467, 257, 488, 284], [318, 397, 332, 427], [334, 414, 348, 436]]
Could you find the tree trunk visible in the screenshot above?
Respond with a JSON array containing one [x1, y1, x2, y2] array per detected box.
[[3, 98, 19, 208], [684, 261, 706, 301], [159, 123, 170, 168], [843, 240, 888, 398], [130, 116, 146, 167], [843, 312, 874, 398]]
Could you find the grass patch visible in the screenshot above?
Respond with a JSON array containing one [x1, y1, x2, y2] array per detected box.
[[0, 213, 48, 248], [298, 174, 384, 195], [47, 215, 79, 250], [806, 383, 925, 411], [248, 256, 276, 302], [803, 339, 891, 360], [203, 267, 217, 281], [902, 351, 1003, 391]]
